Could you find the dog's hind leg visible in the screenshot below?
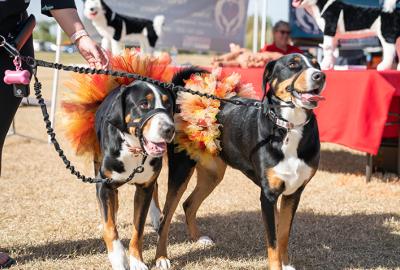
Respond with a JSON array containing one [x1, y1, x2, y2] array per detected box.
[[155, 145, 196, 269], [183, 158, 226, 245], [128, 181, 156, 270], [93, 152, 102, 176], [277, 187, 304, 270], [149, 182, 162, 232], [96, 183, 128, 270]]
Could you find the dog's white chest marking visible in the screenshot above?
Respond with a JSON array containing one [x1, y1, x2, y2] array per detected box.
[[111, 133, 156, 184], [92, 14, 117, 40], [273, 108, 313, 195]]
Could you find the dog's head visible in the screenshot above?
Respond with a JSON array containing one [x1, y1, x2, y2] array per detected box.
[[153, 15, 165, 37], [263, 53, 326, 110], [292, 0, 318, 8], [83, 0, 104, 20], [107, 81, 175, 157]]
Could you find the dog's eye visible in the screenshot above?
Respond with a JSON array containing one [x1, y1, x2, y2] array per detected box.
[[288, 62, 299, 69], [139, 101, 150, 109]]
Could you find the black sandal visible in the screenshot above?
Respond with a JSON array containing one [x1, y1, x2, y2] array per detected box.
[[0, 252, 16, 269]]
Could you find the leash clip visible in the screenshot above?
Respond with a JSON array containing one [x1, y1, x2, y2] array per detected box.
[[0, 35, 20, 58]]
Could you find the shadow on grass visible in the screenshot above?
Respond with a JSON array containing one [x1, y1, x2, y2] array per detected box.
[[319, 148, 366, 175], [9, 211, 399, 269]]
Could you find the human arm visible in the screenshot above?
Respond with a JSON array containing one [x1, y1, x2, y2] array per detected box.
[[41, 1, 108, 68]]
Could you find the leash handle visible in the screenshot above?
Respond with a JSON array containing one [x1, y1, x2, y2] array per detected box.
[[14, 15, 36, 51]]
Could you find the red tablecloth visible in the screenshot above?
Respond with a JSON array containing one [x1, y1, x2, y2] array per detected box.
[[218, 68, 400, 155]]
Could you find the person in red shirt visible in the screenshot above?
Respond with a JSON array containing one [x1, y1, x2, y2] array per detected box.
[[260, 20, 302, 55]]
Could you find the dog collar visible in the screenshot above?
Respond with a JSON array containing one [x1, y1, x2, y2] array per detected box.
[[264, 96, 311, 131]]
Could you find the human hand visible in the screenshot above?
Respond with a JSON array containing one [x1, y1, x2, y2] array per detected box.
[[75, 35, 109, 69]]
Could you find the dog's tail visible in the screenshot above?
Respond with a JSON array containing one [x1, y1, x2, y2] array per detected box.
[[153, 15, 165, 37], [172, 66, 208, 87]]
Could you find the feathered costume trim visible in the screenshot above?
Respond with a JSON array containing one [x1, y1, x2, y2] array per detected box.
[[175, 68, 257, 166], [61, 50, 175, 158]]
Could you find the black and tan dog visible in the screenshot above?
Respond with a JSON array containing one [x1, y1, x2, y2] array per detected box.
[[153, 53, 326, 270], [94, 80, 175, 270]]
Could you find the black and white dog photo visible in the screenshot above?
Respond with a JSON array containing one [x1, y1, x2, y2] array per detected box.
[[293, 0, 400, 70], [84, 0, 165, 55]]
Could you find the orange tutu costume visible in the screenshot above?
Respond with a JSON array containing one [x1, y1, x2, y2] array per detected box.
[[61, 50, 175, 158], [61, 50, 257, 167]]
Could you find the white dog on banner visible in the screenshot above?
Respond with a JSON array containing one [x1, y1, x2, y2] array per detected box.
[[84, 0, 164, 55], [293, 0, 400, 70]]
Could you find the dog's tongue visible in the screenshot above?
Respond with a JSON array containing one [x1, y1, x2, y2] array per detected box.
[[292, 0, 302, 7], [144, 140, 167, 156], [301, 93, 326, 102]]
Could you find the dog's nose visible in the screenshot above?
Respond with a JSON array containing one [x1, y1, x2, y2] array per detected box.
[[311, 71, 325, 82], [90, 7, 95, 12], [162, 124, 175, 139]]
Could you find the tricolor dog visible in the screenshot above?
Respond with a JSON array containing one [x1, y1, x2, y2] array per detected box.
[[293, 0, 400, 70], [84, 0, 164, 55], [152, 54, 326, 270], [94, 80, 175, 270]]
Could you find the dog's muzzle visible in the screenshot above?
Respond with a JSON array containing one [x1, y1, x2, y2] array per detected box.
[[287, 69, 326, 109], [127, 108, 174, 156]]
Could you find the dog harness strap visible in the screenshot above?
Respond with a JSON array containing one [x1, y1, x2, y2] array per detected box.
[[286, 68, 306, 95], [127, 108, 169, 133], [126, 108, 170, 154]]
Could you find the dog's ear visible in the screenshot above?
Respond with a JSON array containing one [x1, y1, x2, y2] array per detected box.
[[262, 60, 276, 94], [107, 86, 128, 131]]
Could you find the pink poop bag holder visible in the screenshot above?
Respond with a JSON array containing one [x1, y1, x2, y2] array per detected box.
[[3, 56, 31, 85], [3, 56, 31, 97]]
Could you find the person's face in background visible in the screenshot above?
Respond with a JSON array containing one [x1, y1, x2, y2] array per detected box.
[[273, 25, 291, 49]]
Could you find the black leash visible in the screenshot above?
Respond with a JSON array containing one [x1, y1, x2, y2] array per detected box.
[[20, 56, 295, 185], [23, 57, 294, 110], [31, 65, 147, 186]]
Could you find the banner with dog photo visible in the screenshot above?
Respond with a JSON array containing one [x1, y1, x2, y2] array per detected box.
[[83, 0, 249, 52]]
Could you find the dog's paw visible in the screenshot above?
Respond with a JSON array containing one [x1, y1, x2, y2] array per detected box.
[[197, 236, 215, 246], [282, 265, 296, 270], [108, 240, 129, 270], [320, 57, 334, 70], [129, 256, 148, 270], [155, 257, 171, 269], [377, 62, 393, 71]]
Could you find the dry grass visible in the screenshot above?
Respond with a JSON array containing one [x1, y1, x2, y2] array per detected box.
[[1, 53, 399, 270]]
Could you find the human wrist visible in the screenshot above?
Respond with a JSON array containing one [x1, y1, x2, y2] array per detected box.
[[70, 29, 89, 44]]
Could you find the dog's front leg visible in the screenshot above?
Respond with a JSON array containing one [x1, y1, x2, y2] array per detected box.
[[377, 39, 396, 70], [320, 36, 336, 70], [111, 39, 124, 55], [96, 183, 128, 270], [260, 191, 281, 270], [101, 37, 111, 52], [129, 181, 156, 270], [259, 170, 285, 270], [277, 187, 304, 270]]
